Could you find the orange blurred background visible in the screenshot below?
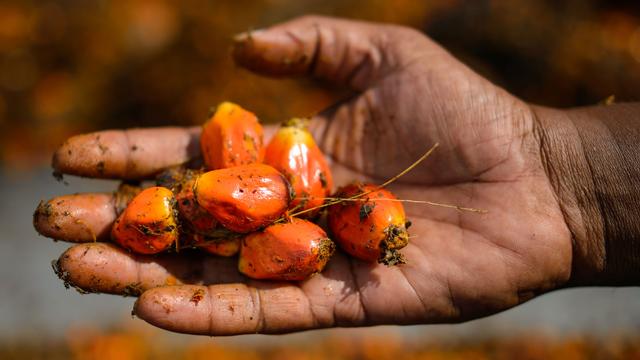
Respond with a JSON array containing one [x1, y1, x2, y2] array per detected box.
[[1, 1, 640, 359], [2, 0, 640, 169]]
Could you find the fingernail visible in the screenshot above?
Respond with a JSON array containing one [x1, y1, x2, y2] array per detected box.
[[233, 29, 265, 42]]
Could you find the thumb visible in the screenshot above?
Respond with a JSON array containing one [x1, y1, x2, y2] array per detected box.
[[232, 15, 424, 91]]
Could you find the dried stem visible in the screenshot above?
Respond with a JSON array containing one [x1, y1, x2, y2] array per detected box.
[[318, 197, 487, 213], [375, 143, 439, 190], [288, 143, 440, 218]]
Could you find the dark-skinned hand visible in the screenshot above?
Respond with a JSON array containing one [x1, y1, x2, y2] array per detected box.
[[35, 16, 573, 335]]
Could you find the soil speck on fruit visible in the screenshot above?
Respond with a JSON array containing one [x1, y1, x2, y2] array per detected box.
[[359, 202, 375, 221]]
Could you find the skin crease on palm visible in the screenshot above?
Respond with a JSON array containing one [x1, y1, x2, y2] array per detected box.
[[44, 16, 575, 335]]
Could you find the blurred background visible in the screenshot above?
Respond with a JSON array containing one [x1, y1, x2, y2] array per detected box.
[[1, 0, 640, 358]]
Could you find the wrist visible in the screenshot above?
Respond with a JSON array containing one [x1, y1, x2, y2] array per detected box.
[[531, 105, 605, 285], [532, 103, 640, 286]]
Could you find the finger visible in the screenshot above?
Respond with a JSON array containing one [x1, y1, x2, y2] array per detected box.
[[54, 242, 244, 295], [233, 15, 418, 90], [53, 127, 201, 180], [134, 284, 318, 335], [35, 193, 117, 242], [34, 185, 140, 242], [133, 251, 375, 335]]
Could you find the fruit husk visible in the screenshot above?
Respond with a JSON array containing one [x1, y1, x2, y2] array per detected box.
[[238, 218, 335, 280], [263, 117, 333, 217], [111, 187, 179, 254], [379, 224, 409, 265], [327, 182, 409, 265], [200, 101, 264, 170], [193, 164, 291, 233]]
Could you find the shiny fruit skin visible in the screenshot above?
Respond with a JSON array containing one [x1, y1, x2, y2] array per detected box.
[[328, 183, 409, 265], [238, 218, 335, 280], [111, 187, 178, 254], [194, 164, 290, 233], [264, 118, 333, 216], [200, 102, 264, 170]]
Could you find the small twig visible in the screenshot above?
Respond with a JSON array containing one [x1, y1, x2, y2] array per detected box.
[[318, 197, 487, 213], [288, 143, 440, 218], [375, 143, 439, 190]]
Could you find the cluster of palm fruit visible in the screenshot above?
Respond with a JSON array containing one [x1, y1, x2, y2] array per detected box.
[[112, 102, 410, 280]]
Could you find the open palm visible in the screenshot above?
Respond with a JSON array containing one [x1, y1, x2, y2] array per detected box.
[[37, 16, 573, 335]]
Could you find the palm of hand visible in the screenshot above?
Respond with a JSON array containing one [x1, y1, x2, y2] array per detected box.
[[41, 16, 573, 335], [303, 41, 572, 327]]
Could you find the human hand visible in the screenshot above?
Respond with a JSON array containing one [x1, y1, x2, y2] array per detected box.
[[35, 16, 573, 335]]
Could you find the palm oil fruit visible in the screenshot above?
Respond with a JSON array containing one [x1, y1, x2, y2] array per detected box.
[[328, 183, 409, 265], [264, 118, 333, 216], [156, 167, 219, 236], [200, 101, 264, 170], [194, 163, 291, 233], [191, 234, 241, 257], [239, 218, 335, 280], [111, 186, 178, 254]]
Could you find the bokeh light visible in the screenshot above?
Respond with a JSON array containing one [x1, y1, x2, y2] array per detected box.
[[2, 0, 638, 170]]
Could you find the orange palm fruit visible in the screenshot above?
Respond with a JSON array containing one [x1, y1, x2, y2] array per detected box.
[[156, 167, 218, 236], [327, 183, 409, 265], [264, 118, 333, 216], [111, 186, 178, 254], [194, 163, 291, 233], [191, 234, 241, 257], [200, 101, 264, 170], [238, 218, 335, 280]]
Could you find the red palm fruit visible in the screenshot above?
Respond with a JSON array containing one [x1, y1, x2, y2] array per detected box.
[[111, 187, 178, 254], [191, 234, 241, 257], [264, 118, 333, 216], [328, 183, 409, 265], [200, 102, 264, 170], [156, 167, 219, 236], [238, 218, 335, 280], [194, 163, 291, 233]]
